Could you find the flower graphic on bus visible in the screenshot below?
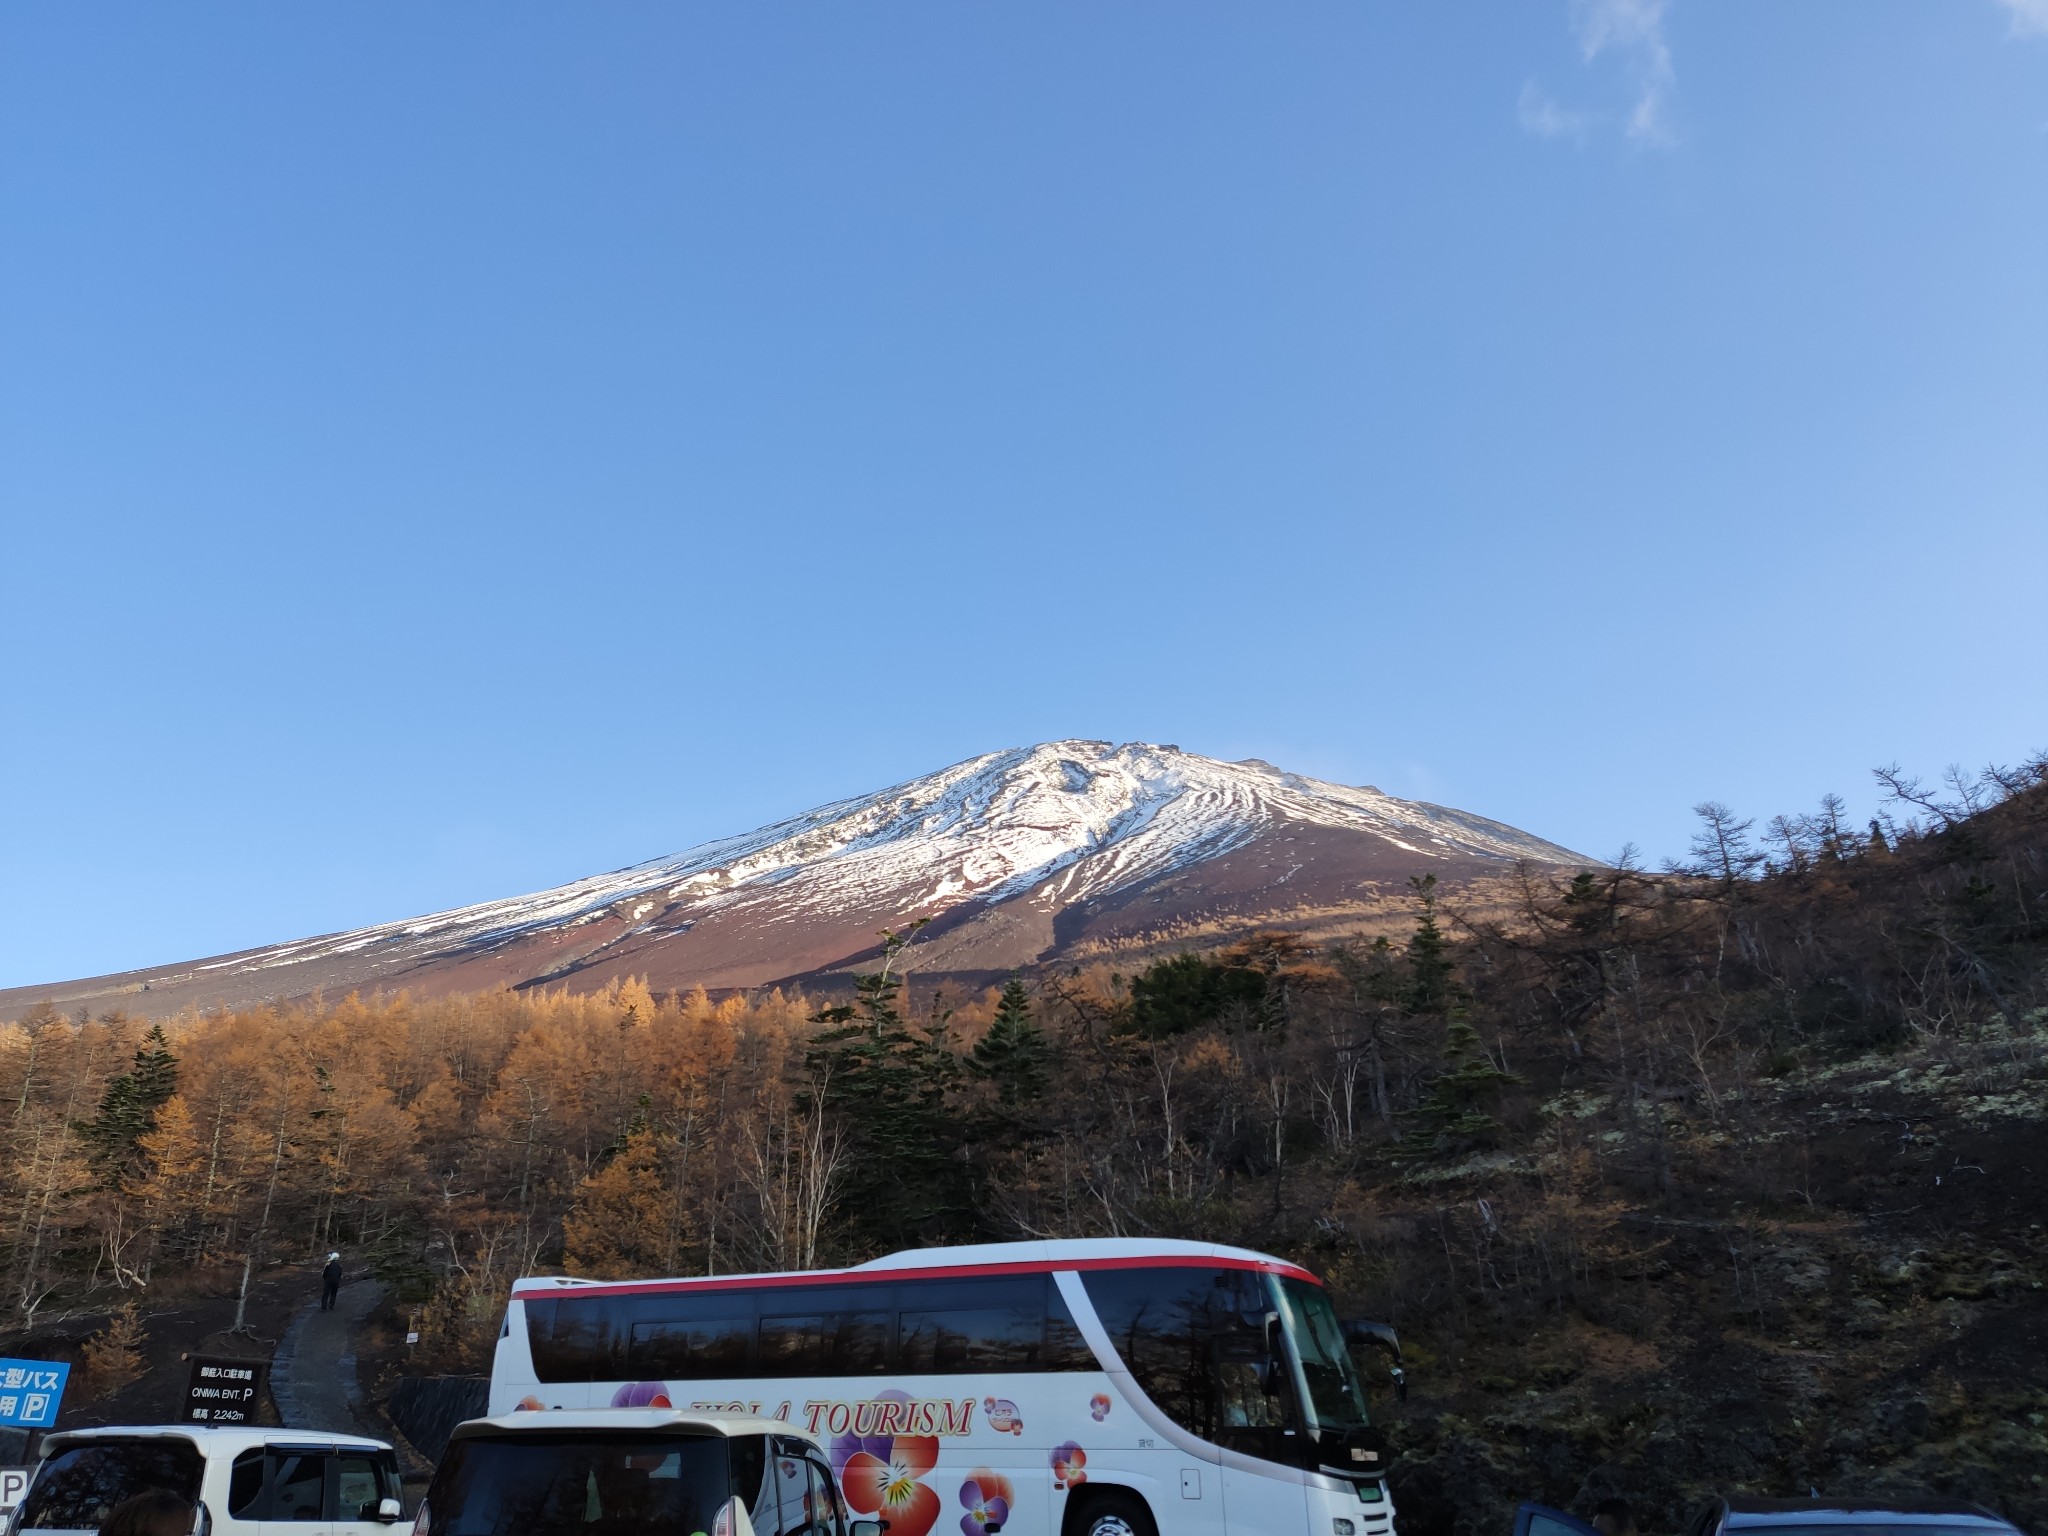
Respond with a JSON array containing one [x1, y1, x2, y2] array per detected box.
[[1088, 1394, 1110, 1422], [958, 1471, 1014, 1536], [611, 1381, 674, 1408], [834, 1392, 942, 1536], [982, 1398, 1024, 1435], [1049, 1443, 1087, 1491]]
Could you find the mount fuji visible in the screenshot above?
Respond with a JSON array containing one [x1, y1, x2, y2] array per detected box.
[[2, 742, 1592, 1018]]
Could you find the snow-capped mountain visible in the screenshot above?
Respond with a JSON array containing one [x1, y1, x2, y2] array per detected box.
[[2, 742, 1591, 1017]]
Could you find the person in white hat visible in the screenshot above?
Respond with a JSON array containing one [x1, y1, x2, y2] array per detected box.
[[320, 1252, 343, 1311]]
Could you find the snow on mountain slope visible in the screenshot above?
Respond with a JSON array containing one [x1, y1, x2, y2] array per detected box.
[[0, 742, 1593, 1016], [201, 741, 1587, 979]]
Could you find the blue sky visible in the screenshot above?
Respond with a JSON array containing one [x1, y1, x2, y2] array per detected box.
[[3, 1, 2044, 987]]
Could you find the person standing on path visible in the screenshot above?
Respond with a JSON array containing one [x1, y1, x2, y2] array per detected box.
[[320, 1252, 342, 1311]]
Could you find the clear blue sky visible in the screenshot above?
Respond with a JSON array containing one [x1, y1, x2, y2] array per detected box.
[[3, 2, 2044, 987]]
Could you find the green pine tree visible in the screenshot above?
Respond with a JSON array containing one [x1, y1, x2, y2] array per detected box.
[[1401, 875, 1457, 1019], [970, 977, 1052, 1108], [80, 1023, 180, 1175], [1396, 878, 1522, 1154], [805, 924, 973, 1251]]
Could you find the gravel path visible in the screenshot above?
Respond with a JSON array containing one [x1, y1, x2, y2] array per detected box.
[[270, 1277, 386, 1435]]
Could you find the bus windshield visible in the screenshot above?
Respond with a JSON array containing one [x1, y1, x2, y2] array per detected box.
[[1275, 1277, 1370, 1434]]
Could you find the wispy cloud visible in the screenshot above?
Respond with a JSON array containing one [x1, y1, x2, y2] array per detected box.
[[1992, 0, 2048, 37], [1518, 81, 1592, 143], [1521, 0, 1678, 149], [1572, 0, 1677, 144]]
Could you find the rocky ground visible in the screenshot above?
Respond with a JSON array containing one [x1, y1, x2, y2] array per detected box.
[[1374, 1023, 2048, 1536]]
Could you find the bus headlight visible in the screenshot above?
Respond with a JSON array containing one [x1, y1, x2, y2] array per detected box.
[[1333, 1520, 1356, 1536]]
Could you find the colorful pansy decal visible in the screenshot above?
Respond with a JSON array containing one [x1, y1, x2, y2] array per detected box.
[[834, 1392, 942, 1536], [611, 1381, 674, 1408], [958, 1470, 1015, 1536], [1049, 1443, 1087, 1491], [1088, 1394, 1110, 1422]]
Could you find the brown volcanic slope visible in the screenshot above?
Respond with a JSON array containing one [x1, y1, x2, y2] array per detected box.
[[0, 742, 1594, 1020]]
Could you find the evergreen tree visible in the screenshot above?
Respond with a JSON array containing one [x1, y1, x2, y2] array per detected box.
[[805, 924, 972, 1251], [81, 1024, 180, 1174], [1401, 875, 1457, 1020], [1397, 877, 1522, 1153], [970, 978, 1052, 1108]]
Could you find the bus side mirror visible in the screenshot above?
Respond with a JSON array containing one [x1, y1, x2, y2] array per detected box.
[[1341, 1319, 1405, 1396], [377, 1499, 404, 1524]]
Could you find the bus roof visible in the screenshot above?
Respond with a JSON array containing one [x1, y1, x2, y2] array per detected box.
[[511, 1238, 1318, 1300]]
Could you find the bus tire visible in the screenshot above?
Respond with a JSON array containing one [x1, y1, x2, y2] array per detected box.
[[1067, 1489, 1157, 1536]]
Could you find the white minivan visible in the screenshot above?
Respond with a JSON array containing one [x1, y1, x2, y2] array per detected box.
[[415, 1410, 878, 1536], [9, 1426, 403, 1536]]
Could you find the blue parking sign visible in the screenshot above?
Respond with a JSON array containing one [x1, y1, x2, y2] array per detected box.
[[0, 1360, 69, 1428]]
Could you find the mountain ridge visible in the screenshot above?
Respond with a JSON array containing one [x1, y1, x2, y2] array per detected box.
[[2, 741, 1592, 1018]]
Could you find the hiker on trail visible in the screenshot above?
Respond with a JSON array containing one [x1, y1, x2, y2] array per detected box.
[[321, 1251, 342, 1311]]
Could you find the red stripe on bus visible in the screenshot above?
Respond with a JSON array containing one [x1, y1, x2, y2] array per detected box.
[[512, 1254, 1320, 1301]]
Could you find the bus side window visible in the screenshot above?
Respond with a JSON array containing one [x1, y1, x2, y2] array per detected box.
[[631, 1311, 754, 1378], [1044, 1278, 1096, 1371], [758, 1287, 893, 1376], [531, 1297, 631, 1382], [894, 1278, 1043, 1373], [899, 1307, 1039, 1371]]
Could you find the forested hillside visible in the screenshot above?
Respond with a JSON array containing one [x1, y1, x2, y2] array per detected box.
[[2, 759, 2043, 1535]]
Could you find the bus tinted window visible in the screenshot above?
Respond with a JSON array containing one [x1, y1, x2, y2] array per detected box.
[[898, 1307, 1036, 1370], [629, 1303, 755, 1378], [896, 1278, 1045, 1371], [757, 1286, 892, 1376], [526, 1271, 1104, 1382], [1045, 1280, 1097, 1371], [1082, 1266, 1301, 1460], [526, 1296, 630, 1382]]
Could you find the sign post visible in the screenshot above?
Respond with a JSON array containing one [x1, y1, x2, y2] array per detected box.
[[183, 1358, 267, 1426], [0, 1359, 69, 1431]]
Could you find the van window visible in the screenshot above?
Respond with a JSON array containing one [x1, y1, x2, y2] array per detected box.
[[270, 1454, 328, 1521], [229, 1452, 267, 1518], [762, 1453, 808, 1536], [731, 1435, 775, 1534], [336, 1457, 384, 1521], [19, 1439, 204, 1532], [422, 1432, 730, 1536]]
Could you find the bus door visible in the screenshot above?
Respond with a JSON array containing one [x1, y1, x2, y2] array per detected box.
[[1211, 1306, 1309, 1536], [1064, 1269, 1220, 1536]]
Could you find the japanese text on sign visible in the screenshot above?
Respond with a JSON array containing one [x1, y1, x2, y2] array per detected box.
[[0, 1360, 69, 1428]]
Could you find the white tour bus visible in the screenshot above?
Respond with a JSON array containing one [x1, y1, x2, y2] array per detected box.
[[492, 1239, 1396, 1536]]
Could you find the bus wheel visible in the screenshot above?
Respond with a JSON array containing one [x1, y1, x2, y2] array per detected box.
[[1071, 1490, 1156, 1536]]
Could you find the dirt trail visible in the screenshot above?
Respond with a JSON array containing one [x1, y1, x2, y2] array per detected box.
[[270, 1278, 386, 1436]]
